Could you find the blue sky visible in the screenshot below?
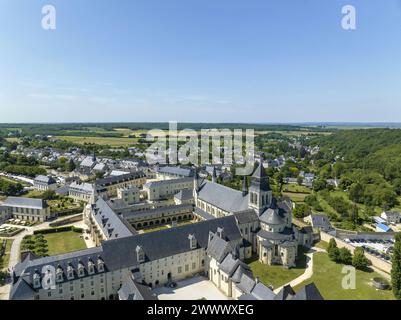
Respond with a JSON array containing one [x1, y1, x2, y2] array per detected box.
[[0, 0, 400, 123]]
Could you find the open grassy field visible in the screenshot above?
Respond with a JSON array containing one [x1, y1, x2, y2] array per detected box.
[[44, 231, 87, 256], [55, 135, 138, 147], [293, 252, 394, 300], [5, 137, 22, 143], [245, 247, 308, 289], [282, 192, 308, 203]]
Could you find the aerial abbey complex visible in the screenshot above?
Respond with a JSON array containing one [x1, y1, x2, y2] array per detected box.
[[8, 161, 320, 300]]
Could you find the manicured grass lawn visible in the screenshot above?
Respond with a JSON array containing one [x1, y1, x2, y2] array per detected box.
[[282, 184, 312, 194], [314, 240, 329, 251], [44, 231, 87, 256], [0, 239, 13, 270], [282, 192, 307, 203], [293, 252, 395, 300], [245, 247, 308, 289], [140, 225, 170, 233]]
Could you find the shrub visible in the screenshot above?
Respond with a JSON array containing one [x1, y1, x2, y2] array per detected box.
[[352, 247, 369, 270], [339, 247, 353, 265]]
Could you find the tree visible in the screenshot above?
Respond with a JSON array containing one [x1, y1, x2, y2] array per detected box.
[[293, 203, 311, 219], [41, 190, 57, 200], [352, 247, 369, 270], [313, 179, 327, 192], [349, 204, 359, 225], [327, 238, 340, 262], [339, 247, 353, 265], [297, 176, 303, 186], [67, 159, 76, 172], [349, 182, 364, 203], [392, 233, 401, 300]]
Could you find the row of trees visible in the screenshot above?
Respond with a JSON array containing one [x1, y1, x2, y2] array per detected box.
[[0, 178, 23, 196], [327, 238, 369, 270]]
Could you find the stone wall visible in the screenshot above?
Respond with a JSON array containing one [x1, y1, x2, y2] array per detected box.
[[320, 231, 392, 274]]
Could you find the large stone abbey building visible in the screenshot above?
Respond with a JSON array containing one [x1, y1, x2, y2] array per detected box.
[[9, 162, 317, 300]]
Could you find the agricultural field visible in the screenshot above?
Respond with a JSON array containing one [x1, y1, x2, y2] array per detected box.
[[54, 136, 138, 147]]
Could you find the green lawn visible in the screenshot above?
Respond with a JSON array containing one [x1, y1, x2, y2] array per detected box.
[[140, 225, 170, 233], [44, 231, 87, 256], [293, 252, 395, 300], [314, 240, 329, 251], [246, 247, 308, 289], [282, 192, 308, 203], [282, 184, 312, 194]]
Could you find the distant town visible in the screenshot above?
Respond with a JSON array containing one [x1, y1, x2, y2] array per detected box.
[[0, 123, 400, 300]]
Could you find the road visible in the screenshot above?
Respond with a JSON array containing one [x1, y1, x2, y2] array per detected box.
[[0, 172, 34, 185]]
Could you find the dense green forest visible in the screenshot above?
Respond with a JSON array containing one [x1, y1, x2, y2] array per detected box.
[[309, 129, 401, 211]]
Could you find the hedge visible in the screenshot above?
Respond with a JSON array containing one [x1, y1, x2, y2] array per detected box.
[[33, 226, 83, 235]]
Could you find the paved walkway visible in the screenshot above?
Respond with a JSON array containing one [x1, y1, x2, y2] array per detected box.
[[274, 247, 325, 294]]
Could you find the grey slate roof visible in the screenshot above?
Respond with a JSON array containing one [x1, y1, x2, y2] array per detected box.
[[236, 273, 256, 294], [206, 233, 235, 263], [257, 227, 294, 242], [219, 253, 239, 275], [3, 197, 46, 210], [310, 214, 333, 231], [174, 188, 194, 201], [250, 162, 271, 192], [95, 171, 145, 187], [92, 197, 135, 239], [157, 166, 194, 177], [69, 182, 94, 193], [9, 278, 35, 300], [118, 276, 158, 300], [144, 177, 193, 188], [259, 208, 285, 225], [291, 283, 324, 300], [197, 180, 248, 213], [103, 215, 242, 269], [274, 284, 296, 300], [231, 263, 253, 283], [193, 207, 215, 220], [234, 210, 259, 224], [250, 282, 276, 300], [34, 175, 56, 185]]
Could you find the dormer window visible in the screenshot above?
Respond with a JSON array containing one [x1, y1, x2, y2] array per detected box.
[[136, 245, 145, 263], [33, 272, 41, 289], [67, 265, 74, 280], [56, 267, 63, 282], [88, 260, 95, 275], [217, 227, 225, 239], [77, 262, 85, 277], [97, 258, 105, 272], [188, 234, 197, 250]]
